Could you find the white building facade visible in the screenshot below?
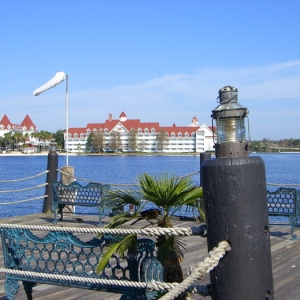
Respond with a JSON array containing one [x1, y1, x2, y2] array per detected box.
[[66, 112, 215, 153]]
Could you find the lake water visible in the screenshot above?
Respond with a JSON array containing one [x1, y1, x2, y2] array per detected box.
[[0, 153, 299, 219]]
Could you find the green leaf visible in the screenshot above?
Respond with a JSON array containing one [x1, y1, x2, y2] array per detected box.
[[96, 234, 137, 273]]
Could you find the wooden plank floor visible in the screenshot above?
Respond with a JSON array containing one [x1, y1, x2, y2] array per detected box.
[[0, 213, 299, 299]]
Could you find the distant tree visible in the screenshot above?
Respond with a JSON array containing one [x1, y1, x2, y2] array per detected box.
[[86, 133, 94, 152], [109, 131, 122, 151], [138, 139, 146, 152], [292, 139, 300, 147], [12, 131, 23, 150], [52, 130, 65, 149], [92, 132, 106, 152], [156, 129, 169, 152], [4, 132, 13, 150], [128, 128, 137, 151], [32, 130, 52, 151]]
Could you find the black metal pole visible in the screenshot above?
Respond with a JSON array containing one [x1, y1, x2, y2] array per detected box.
[[43, 151, 58, 213], [201, 156, 274, 299], [200, 152, 211, 186]]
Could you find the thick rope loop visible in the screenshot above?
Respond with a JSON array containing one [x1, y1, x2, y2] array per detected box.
[[0, 223, 207, 237], [159, 241, 231, 300]]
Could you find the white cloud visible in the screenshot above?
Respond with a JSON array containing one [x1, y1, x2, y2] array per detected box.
[[2, 61, 299, 140]]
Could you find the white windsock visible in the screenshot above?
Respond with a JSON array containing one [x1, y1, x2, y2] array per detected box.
[[33, 71, 66, 96]]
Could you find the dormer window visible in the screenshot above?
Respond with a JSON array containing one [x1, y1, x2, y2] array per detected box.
[[178, 132, 182, 137], [185, 132, 189, 137], [151, 128, 155, 133], [87, 129, 91, 133], [138, 128, 142, 133], [144, 128, 149, 133], [171, 132, 175, 137], [74, 133, 78, 138], [104, 128, 109, 133], [93, 129, 97, 133]]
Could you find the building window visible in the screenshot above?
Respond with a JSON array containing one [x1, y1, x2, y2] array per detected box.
[[171, 132, 175, 137]]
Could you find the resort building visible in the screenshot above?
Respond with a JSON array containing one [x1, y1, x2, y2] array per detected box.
[[66, 112, 215, 153], [0, 114, 41, 151]]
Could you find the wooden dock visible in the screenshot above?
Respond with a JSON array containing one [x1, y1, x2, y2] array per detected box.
[[0, 213, 299, 299]]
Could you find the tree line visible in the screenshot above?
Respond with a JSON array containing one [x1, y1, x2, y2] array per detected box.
[[86, 128, 169, 152], [0, 128, 170, 153], [250, 138, 300, 152], [0, 130, 53, 151]]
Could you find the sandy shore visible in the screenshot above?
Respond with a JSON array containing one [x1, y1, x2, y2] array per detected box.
[[0, 152, 75, 157]]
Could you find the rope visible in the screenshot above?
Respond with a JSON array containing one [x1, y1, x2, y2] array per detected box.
[[0, 268, 176, 291], [57, 169, 200, 187], [0, 171, 49, 183], [267, 182, 300, 187], [0, 195, 47, 205], [0, 223, 205, 237], [0, 183, 47, 193], [159, 241, 231, 299], [57, 169, 138, 186]]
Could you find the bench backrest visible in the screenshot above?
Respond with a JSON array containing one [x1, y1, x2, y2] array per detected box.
[[51, 181, 109, 206], [0, 228, 163, 296], [267, 187, 298, 216]]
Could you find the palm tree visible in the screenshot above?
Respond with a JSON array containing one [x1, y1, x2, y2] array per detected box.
[[97, 173, 203, 296]]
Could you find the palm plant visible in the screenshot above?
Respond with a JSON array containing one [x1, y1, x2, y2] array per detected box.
[[97, 173, 204, 289]]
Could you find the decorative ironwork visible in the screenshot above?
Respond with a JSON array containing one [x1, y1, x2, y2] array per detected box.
[[51, 181, 110, 226], [267, 187, 299, 239], [0, 228, 164, 299]]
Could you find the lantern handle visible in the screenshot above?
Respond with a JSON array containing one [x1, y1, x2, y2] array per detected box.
[[216, 92, 238, 104]]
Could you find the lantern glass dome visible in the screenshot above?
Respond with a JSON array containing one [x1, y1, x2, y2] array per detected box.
[[212, 85, 250, 158], [217, 117, 246, 143]]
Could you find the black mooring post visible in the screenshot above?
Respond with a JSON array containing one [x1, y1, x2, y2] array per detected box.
[[201, 156, 274, 300], [200, 152, 211, 186], [43, 150, 58, 213]]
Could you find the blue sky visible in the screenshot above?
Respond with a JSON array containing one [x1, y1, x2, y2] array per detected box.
[[0, 1, 299, 140]]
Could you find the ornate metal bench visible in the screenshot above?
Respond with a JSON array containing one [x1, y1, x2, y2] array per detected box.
[[0, 227, 164, 300], [267, 187, 299, 239], [51, 181, 110, 226]]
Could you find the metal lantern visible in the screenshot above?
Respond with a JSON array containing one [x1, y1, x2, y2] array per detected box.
[[49, 139, 57, 154], [212, 85, 249, 158]]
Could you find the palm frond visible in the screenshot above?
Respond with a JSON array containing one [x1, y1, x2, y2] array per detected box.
[[96, 234, 137, 273], [105, 211, 140, 229], [156, 236, 185, 263], [105, 188, 142, 209]]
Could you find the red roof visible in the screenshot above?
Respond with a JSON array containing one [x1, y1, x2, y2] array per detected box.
[[68, 112, 200, 137], [0, 114, 12, 128], [21, 114, 37, 131]]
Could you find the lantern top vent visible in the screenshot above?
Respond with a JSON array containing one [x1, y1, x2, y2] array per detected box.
[[212, 85, 248, 119]]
